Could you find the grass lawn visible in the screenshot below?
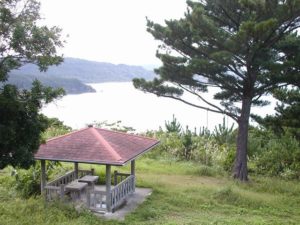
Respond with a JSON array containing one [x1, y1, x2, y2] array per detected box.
[[0, 158, 299, 225]]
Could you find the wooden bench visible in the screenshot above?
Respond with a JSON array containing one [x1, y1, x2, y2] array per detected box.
[[78, 175, 99, 190], [65, 181, 88, 200]]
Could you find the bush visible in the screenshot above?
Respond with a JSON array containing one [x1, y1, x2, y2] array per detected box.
[[220, 145, 236, 172], [42, 117, 72, 140], [249, 129, 300, 179], [13, 165, 41, 198], [146, 128, 232, 172], [146, 118, 300, 179], [12, 161, 63, 198]]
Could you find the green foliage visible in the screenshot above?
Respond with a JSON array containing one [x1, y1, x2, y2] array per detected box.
[[0, 0, 64, 82], [164, 114, 182, 133], [248, 127, 300, 179], [146, 131, 182, 159], [134, 0, 300, 117], [197, 126, 211, 138], [148, 125, 232, 170], [257, 87, 300, 141], [12, 161, 62, 198], [91, 120, 136, 133], [12, 164, 41, 198], [181, 126, 194, 160], [12, 122, 68, 198], [11, 118, 71, 198], [220, 145, 236, 172], [134, 0, 300, 180], [255, 137, 300, 179], [0, 81, 64, 169], [42, 117, 72, 140], [0, 0, 65, 169], [147, 117, 300, 178], [212, 117, 236, 145], [1, 158, 300, 224]]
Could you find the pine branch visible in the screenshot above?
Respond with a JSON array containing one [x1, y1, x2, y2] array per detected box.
[[218, 4, 240, 29], [163, 93, 238, 121], [178, 84, 225, 112]]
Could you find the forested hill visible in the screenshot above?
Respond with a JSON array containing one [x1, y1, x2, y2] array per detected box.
[[7, 73, 96, 95], [7, 57, 156, 94]]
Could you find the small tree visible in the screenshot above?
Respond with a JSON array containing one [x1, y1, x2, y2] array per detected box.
[[0, 0, 64, 169], [133, 0, 300, 181], [165, 114, 182, 133], [213, 117, 235, 145]]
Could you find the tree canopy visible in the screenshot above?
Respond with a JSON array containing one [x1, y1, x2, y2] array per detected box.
[[0, 0, 65, 169], [133, 0, 300, 180], [0, 0, 63, 81], [257, 87, 300, 140]]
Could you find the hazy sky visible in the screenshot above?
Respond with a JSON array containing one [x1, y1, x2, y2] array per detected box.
[[39, 0, 187, 66]]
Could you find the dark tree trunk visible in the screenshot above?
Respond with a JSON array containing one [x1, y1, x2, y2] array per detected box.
[[233, 97, 252, 181]]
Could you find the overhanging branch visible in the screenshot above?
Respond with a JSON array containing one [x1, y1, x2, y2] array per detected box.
[[178, 84, 225, 112], [160, 93, 238, 121]]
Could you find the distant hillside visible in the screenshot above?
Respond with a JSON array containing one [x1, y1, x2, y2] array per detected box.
[[7, 74, 96, 94], [10, 57, 156, 83], [7, 58, 156, 94]]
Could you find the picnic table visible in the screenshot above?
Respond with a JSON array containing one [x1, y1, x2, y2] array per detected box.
[[65, 181, 88, 200], [78, 175, 99, 189]]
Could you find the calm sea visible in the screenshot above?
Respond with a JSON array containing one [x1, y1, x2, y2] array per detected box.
[[41, 82, 276, 132]]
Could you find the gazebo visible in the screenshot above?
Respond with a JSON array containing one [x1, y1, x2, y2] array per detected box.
[[34, 126, 159, 212]]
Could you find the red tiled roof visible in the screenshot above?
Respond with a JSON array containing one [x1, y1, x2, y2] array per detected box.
[[35, 127, 159, 165]]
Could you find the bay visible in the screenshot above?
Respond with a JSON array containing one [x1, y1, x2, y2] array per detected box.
[[41, 82, 276, 132]]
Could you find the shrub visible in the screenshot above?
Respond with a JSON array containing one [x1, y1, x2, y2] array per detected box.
[[12, 165, 41, 198], [220, 145, 236, 172], [12, 161, 63, 198], [42, 117, 72, 140], [249, 129, 300, 179]]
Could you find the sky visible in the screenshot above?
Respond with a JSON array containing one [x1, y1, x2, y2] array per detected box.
[[39, 0, 187, 66]]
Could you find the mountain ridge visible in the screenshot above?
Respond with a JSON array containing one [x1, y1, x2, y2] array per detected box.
[[7, 57, 156, 94]]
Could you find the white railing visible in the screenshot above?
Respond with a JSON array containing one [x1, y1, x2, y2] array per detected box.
[[47, 170, 76, 187], [110, 175, 135, 211], [113, 171, 130, 185], [44, 169, 93, 200], [78, 169, 94, 178], [86, 190, 107, 212], [44, 185, 65, 200]]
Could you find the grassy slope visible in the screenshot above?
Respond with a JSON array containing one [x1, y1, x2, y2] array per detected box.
[[0, 158, 299, 225]]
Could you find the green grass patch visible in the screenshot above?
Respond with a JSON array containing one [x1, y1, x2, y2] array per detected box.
[[0, 158, 299, 224]]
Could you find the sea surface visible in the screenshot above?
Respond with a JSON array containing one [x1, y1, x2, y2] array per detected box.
[[41, 82, 276, 132]]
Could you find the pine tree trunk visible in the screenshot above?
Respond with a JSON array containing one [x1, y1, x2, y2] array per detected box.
[[233, 97, 252, 181]]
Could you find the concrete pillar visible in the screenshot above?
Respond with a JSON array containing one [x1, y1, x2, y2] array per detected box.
[[114, 170, 118, 185], [131, 160, 135, 176], [40, 160, 46, 193], [105, 165, 111, 212], [131, 160, 136, 192], [74, 162, 78, 179]]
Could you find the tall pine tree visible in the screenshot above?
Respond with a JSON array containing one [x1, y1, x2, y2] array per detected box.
[[133, 0, 300, 181]]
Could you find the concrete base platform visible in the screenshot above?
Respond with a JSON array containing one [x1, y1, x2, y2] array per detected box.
[[96, 188, 152, 221]]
